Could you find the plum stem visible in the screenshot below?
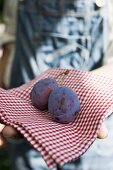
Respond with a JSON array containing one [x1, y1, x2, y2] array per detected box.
[[55, 70, 70, 86]]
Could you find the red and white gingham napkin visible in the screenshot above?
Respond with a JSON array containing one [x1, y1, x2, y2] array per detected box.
[[0, 68, 113, 169]]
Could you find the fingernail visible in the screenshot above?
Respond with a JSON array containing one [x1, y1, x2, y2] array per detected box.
[[98, 124, 108, 139]]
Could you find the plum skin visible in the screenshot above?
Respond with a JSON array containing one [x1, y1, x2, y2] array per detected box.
[[48, 86, 80, 124], [30, 77, 59, 110]]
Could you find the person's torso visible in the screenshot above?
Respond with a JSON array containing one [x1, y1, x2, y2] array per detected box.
[[10, 0, 108, 87]]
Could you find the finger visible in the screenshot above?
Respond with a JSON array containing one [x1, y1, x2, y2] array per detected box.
[[0, 123, 5, 133], [0, 134, 7, 148], [2, 126, 23, 139], [97, 123, 108, 139]]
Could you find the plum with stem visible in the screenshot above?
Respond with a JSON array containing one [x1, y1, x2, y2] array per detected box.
[[30, 77, 59, 110]]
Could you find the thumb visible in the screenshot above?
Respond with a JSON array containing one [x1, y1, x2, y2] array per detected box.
[[2, 126, 23, 139]]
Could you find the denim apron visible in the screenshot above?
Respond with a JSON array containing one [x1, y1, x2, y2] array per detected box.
[[9, 0, 108, 87]]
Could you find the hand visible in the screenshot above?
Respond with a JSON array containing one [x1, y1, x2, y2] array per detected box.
[[0, 123, 22, 148]]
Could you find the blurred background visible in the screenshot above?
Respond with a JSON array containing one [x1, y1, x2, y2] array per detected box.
[[0, 0, 9, 167], [0, 0, 4, 59], [0, 0, 10, 168], [0, 0, 17, 170]]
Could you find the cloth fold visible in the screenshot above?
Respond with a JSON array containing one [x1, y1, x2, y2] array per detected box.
[[0, 68, 113, 169]]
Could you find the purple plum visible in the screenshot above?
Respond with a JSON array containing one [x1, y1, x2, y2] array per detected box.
[[48, 86, 80, 123], [30, 77, 59, 110]]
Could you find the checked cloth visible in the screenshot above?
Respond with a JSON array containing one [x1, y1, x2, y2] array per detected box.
[[0, 68, 113, 169]]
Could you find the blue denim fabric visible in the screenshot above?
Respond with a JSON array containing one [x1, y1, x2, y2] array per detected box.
[[9, 0, 107, 87], [8, 0, 112, 170]]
